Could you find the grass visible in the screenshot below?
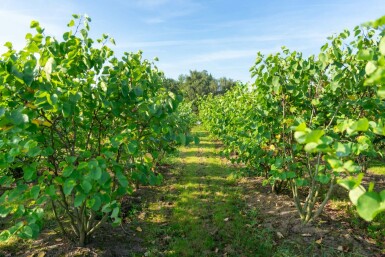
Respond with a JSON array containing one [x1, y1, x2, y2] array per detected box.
[[132, 127, 368, 257], [133, 127, 275, 257], [367, 159, 385, 175]]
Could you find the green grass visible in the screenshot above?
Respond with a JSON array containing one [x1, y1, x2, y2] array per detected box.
[[135, 127, 275, 257], [133, 127, 368, 257], [367, 160, 385, 175]]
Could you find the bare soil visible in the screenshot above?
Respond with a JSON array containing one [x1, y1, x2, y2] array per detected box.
[[238, 176, 384, 256]]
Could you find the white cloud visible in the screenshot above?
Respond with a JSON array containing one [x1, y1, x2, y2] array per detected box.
[[188, 50, 263, 63], [115, 33, 327, 49]]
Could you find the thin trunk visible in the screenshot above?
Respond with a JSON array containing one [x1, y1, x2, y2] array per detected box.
[[310, 179, 336, 222], [51, 200, 72, 241]]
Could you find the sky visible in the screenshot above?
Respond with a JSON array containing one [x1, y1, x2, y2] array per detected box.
[[0, 1, 385, 83]]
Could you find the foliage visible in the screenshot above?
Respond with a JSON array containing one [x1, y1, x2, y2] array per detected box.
[[0, 15, 195, 245], [177, 70, 237, 110], [337, 15, 385, 222], [200, 18, 385, 223]]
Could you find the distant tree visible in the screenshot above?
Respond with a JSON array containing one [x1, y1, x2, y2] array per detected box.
[[217, 77, 237, 95], [179, 70, 236, 102], [163, 77, 181, 94]]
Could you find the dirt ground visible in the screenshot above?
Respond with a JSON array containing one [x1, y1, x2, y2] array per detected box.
[[237, 176, 383, 256]]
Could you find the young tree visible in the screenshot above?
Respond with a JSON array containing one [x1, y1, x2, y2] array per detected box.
[[0, 15, 192, 246]]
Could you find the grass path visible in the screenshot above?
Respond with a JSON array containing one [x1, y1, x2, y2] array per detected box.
[[132, 127, 274, 256]]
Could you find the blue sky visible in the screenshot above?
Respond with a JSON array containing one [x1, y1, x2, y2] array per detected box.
[[1, 0, 385, 82]]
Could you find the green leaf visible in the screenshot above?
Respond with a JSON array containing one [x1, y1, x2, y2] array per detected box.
[[287, 171, 296, 179], [0, 206, 12, 218], [378, 86, 385, 99], [63, 178, 76, 195], [295, 178, 309, 187], [365, 61, 377, 75], [304, 142, 319, 152], [42, 147, 54, 156], [4, 42, 12, 49], [338, 179, 356, 191], [62, 102, 73, 117], [111, 207, 119, 218], [0, 230, 11, 241], [78, 162, 88, 170], [343, 160, 360, 173], [179, 134, 186, 145], [20, 225, 33, 238], [116, 171, 128, 188], [27, 146, 41, 157], [334, 142, 351, 157], [23, 164, 37, 182], [44, 57, 55, 81], [30, 185, 40, 200], [349, 185, 366, 205], [81, 180, 92, 194], [10, 110, 29, 125], [88, 194, 102, 211], [68, 19, 75, 27], [74, 193, 86, 207], [23, 60, 35, 85], [294, 131, 306, 144], [28, 224, 40, 239], [90, 167, 102, 180], [134, 87, 143, 96], [127, 141, 138, 154], [357, 192, 385, 221], [305, 130, 324, 143], [327, 158, 343, 171], [316, 173, 331, 184], [379, 36, 385, 55], [319, 53, 327, 63], [66, 156, 77, 164], [62, 166, 74, 177], [272, 76, 280, 93], [30, 20, 39, 28], [357, 49, 374, 61], [121, 81, 129, 97], [355, 118, 369, 131], [9, 222, 24, 235], [63, 32, 70, 41], [19, 224, 39, 239], [101, 204, 111, 213], [349, 118, 369, 133], [371, 16, 385, 28], [45, 185, 56, 197]]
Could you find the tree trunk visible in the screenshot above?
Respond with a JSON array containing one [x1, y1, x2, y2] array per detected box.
[[78, 230, 86, 247]]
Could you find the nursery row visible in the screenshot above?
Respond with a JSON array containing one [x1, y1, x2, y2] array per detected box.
[[200, 17, 385, 223], [0, 15, 196, 246]]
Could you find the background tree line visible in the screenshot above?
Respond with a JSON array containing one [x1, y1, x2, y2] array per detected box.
[[164, 70, 238, 110]]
